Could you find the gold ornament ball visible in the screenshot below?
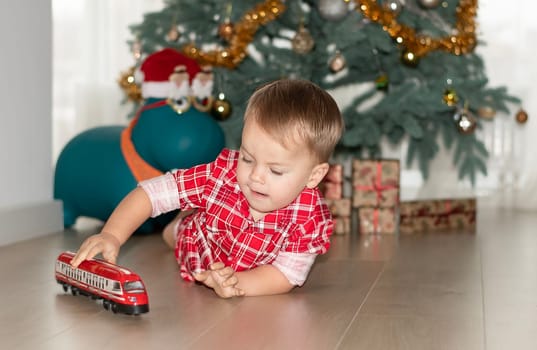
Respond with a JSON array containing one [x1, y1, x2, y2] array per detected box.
[[118, 67, 142, 103], [329, 51, 346, 72], [292, 25, 315, 54], [515, 108, 528, 124], [401, 50, 419, 67], [477, 106, 496, 120], [211, 94, 232, 121], [443, 88, 459, 106]]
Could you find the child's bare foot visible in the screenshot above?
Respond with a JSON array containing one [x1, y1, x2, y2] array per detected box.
[[162, 222, 176, 249], [162, 209, 196, 249]]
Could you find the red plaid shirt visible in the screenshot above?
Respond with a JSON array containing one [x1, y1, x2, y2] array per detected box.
[[140, 149, 333, 284]]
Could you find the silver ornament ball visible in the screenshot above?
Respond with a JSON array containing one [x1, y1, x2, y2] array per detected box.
[[418, 0, 442, 9], [318, 0, 350, 21]]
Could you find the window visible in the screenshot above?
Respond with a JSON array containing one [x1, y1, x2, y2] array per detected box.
[[124, 281, 145, 293]]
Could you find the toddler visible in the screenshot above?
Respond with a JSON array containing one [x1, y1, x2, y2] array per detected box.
[[71, 79, 344, 298]]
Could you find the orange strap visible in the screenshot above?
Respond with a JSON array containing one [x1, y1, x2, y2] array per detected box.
[[120, 100, 167, 182]]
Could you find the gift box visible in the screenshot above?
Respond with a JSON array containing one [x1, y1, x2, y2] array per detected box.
[[320, 163, 344, 200], [357, 207, 398, 235], [325, 198, 351, 235], [325, 198, 351, 217], [333, 217, 351, 235], [352, 159, 400, 208], [399, 198, 476, 234]]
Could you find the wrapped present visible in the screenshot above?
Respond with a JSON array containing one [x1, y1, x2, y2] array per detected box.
[[320, 163, 344, 199], [352, 159, 400, 208], [399, 198, 476, 234], [325, 198, 351, 217], [326, 198, 351, 234], [357, 207, 398, 235], [333, 217, 351, 235]]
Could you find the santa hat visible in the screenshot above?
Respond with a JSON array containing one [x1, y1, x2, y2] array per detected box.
[[137, 48, 201, 99]]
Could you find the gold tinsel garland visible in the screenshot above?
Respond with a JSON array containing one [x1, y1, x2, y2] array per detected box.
[[356, 0, 477, 60], [182, 0, 286, 69]]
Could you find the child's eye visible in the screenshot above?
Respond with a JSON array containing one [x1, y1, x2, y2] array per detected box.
[[270, 169, 283, 176], [241, 156, 252, 164]]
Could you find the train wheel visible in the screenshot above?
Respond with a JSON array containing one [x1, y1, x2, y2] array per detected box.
[[111, 303, 118, 314], [62, 284, 69, 292], [71, 287, 79, 296], [103, 300, 110, 311]]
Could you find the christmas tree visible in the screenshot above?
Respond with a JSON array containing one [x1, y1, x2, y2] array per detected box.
[[119, 0, 520, 184]]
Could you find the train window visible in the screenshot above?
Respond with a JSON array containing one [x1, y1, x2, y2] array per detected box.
[[124, 281, 145, 293], [112, 282, 121, 291]]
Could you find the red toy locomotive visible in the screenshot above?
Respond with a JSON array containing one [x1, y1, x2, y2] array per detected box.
[[55, 251, 149, 315]]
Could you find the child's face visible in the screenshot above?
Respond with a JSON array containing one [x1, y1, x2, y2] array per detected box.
[[237, 119, 327, 221]]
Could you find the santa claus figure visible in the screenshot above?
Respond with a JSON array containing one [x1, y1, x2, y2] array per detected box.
[[168, 65, 191, 101], [137, 48, 204, 113], [191, 65, 214, 112]]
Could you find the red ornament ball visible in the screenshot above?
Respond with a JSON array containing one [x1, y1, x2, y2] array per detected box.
[[515, 108, 528, 124]]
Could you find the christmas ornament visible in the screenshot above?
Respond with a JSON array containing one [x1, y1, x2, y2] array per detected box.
[[131, 40, 142, 61], [356, 0, 477, 60], [318, 0, 350, 21], [191, 65, 215, 112], [383, 0, 404, 15], [515, 108, 528, 124], [218, 20, 235, 41], [443, 88, 458, 106], [292, 23, 315, 54], [477, 106, 496, 120], [132, 47, 205, 116], [183, 0, 286, 69], [166, 25, 180, 42], [211, 93, 232, 121], [454, 108, 477, 134], [375, 73, 389, 91], [118, 66, 143, 103], [329, 51, 347, 72], [418, 0, 442, 9], [401, 50, 419, 67]]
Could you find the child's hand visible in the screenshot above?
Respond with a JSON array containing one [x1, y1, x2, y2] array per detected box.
[[194, 262, 245, 298], [70, 232, 121, 268]]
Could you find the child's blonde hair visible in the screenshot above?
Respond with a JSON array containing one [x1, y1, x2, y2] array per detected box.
[[244, 79, 344, 162]]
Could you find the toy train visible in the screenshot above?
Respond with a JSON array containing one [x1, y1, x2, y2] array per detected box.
[[55, 251, 149, 315]]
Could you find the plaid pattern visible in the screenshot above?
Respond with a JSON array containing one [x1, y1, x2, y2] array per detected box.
[[140, 149, 333, 284]]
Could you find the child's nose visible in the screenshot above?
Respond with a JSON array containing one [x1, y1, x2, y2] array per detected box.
[[249, 166, 265, 184]]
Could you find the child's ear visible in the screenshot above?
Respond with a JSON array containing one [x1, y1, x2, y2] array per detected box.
[[306, 162, 330, 189]]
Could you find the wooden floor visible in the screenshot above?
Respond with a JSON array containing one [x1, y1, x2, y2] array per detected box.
[[1, 205, 536, 350]]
